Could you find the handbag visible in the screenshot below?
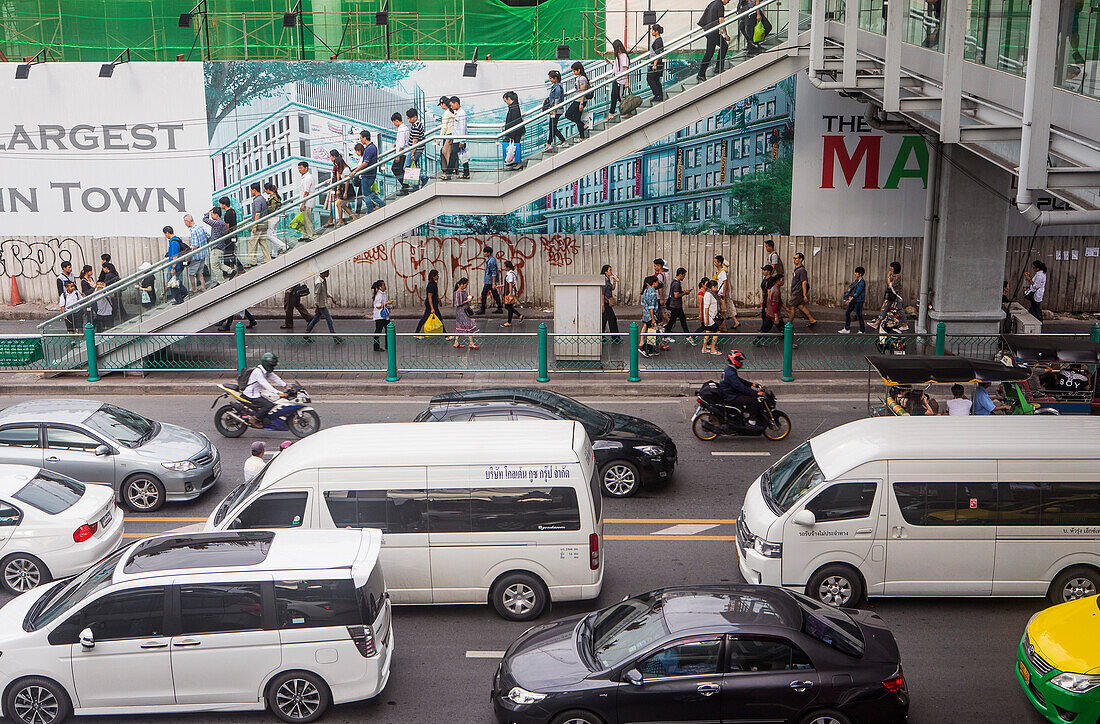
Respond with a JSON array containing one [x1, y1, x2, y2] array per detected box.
[[458, 148, 472, 165], [619, 92, 643, 116], [504, 293, 517, 305], [753, 19, 766, 42], [380, 305, 390, 320], [424, 313, 444, 334], [403, 164, 421, 182], [505, 142, 517, 165]]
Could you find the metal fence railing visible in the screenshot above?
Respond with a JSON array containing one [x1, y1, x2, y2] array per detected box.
[[3, 322, 1083, 383]]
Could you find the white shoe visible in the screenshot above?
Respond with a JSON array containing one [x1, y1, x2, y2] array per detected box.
[[898, 324, 910, 331], [838, 328, 850, 334]]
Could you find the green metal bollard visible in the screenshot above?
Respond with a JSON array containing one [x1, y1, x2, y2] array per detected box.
[[628, 322, 641, 382], [536, 323, 550, 382], [935, 321, 946, 356], [385, 322, 400, 381], [781, 322, 794, 382], [235, 321, 246, 375], [1092, 323, 1099, 343], [84, 322, 100, 382]]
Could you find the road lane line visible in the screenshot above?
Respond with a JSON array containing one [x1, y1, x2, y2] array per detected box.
[[710, 451, 772, 456], [606, 535, 736, 541], [605, 518, 736, 524], [126, 517, 207, 522], [466, 651, 506, 659], [652, 524, 720, 536]]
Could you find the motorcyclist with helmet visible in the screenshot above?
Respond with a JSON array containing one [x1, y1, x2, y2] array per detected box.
[[243, 352, 288, 426], [717, 350, 764, 425]]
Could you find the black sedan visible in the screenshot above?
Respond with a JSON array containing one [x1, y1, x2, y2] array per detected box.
[[415, 388, 676, 498], [492, 585, 908, 724]]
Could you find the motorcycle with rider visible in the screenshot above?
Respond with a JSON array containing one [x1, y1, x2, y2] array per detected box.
[[212, 352, 321, 438], [692, 350, 791, 441]]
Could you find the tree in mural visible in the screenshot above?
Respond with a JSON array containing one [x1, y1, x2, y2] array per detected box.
[[204, 60, 423, 139], [456, 212, 532, 235], [727, 145, 793, 235]]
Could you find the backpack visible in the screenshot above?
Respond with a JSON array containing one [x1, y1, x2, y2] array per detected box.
[[236, 365, 256, 391]]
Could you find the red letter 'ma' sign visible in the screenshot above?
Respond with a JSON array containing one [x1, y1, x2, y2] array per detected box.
[[821, 135, 881, 189]]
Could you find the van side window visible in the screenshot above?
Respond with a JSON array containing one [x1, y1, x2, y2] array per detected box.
[[275, 580, 360, 629], [999, 482, 1100, 526], [180, 583, 265, 634], [230, 492, 307, 529], [323, 490, 428, 533], [48, 587, 166, 645], [893, 482, 999, 526], [805, 483, 877, 522], [427, 487, 582, 533]]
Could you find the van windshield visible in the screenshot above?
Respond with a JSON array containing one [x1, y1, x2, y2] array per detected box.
[[762, 442, 825, 514]]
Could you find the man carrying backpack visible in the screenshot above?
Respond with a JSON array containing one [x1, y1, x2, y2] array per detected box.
[[281, 283, 311, 329], [241, 352, 287, 427]]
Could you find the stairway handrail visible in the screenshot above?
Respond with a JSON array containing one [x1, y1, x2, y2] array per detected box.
[[39, 0, 783, 331]]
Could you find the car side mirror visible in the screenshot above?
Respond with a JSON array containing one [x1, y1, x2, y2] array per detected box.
[[79, 627, 95, 649], [624, 669, 643, 686], [94, 445, 111, 457], [791, 509, 816, 526]]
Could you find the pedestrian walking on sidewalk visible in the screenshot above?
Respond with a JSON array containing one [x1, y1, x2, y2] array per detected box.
[[756, 273, 784, 344], [453, 277, 480, 350], [501, 261, 525, 326], [415, 269, 446, 333], [786, 252, 818, 327], [281, 283, 311, 329], [59, 280, 81, 335], [56, 260, 76, 299], [764, 239, 783, 276], [697, 0, 731, 81], [871, 261, 909, 331], [647, 24, 667, 101], [371, 280, 393, 352], [639, 275, 661, 357], [543, 71, 566, 152], [667, 267, 692, 340], [601, 264, 619, 333], [217, 309, 256, 332], [713, 254, 739, 330], [304, 270, 342, 343], [477, 245, 503, 314], [1024, 259, 1047, 324], [839, 266, 867, 334], [701, 280, 722, 354]]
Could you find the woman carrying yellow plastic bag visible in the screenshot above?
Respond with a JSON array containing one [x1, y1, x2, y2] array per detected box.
[[414, 269, 447, 334]]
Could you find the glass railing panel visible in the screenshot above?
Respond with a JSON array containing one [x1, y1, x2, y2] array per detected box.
[[1056, 0, 1099, 98]]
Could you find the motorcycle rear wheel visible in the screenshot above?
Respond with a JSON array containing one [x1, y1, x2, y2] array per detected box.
[[692, 413, 721, 441], [290, 409, 321, 438], [214, 405, 247, 438], [763, 411, 791, 441]]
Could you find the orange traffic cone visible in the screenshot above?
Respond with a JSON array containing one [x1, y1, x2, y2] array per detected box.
[[9, 276, 22, 305]]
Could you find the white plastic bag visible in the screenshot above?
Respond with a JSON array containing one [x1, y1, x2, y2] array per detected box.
[[458, 148, 472, 165], [505, 142, 517, 165], [403, 164, 421, 182]]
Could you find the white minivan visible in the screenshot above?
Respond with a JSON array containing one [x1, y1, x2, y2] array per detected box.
[[0, 529, 392, 724], [738, 417, 1100, 607], [205, 420, 604, 621]]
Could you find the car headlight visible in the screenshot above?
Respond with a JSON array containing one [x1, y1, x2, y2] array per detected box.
[[1050, 673, 1100, 693], [634, 445, 664, 457], [754, 538, 782, 558], [592, 440, 623, 450], [162, 460, 197, 472], [505, 686, 547, 705]]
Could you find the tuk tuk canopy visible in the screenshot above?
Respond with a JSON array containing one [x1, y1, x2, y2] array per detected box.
[[866, 355, 1032, 386], [1003, 335, 1100, 364]]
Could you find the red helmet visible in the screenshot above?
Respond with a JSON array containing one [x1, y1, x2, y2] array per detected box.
[[728, 350, 745, 368]]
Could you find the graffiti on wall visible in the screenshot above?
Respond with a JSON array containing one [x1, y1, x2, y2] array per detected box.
[[352, 242, 389, 265], [543, 235, 579, 267], [0, 238, 85, 279]]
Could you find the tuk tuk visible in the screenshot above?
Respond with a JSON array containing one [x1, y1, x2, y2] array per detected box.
[[865, 354, 1044, 417], [1002, 335, 1100, 415]]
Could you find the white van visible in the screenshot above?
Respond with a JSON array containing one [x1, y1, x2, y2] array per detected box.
[[205, 420, 604, 621], [738, 417, 1100, 607], [0, 529, 392, 724]]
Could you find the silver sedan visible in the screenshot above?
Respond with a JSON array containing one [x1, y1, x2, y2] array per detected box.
[[0, 400, 221, 512]]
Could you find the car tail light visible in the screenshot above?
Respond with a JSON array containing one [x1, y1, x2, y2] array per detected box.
[[73, 523, 98, 543], [589, 533, 600, 570], [882, 667, 905, 692], [347, 625, 376, 657]]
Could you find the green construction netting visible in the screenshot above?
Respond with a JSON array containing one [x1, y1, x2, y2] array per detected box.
[[0, 0, 603, 61]]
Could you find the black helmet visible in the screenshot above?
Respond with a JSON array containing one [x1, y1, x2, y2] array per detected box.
[[260, 352, 278, 372]]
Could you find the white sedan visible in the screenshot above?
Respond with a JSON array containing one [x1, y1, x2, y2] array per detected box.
[[0, 464, 124, 595]]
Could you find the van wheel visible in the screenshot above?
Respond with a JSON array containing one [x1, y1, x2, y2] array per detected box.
[[798, 709, 853, 724], [1, 553, 50, 595], [491, 572, 548, 621], [121, 474, 165, 512], [4, 677, 72, 724], [1049, 566, 1100, 604], [601, 461, 641, 497], [267, 671, 330, 723], [807, 565, 864, 607]]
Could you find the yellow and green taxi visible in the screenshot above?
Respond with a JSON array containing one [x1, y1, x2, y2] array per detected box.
[[1017, 594, 1100, 723]]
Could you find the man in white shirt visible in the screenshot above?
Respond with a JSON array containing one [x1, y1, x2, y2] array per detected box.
[[244, 352, 287, 425], [448, 96, 470, 179], [59, 280, 82, 334], [391, 112, 412, 195], [243, 441, 267, 482], [944, 384, 973, 416], [297, 161, 317, 241]]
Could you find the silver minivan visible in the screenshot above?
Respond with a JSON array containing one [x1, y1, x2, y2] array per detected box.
[[0, 400, 220, 512]]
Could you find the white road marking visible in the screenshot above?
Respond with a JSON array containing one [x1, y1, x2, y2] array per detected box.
[[466, 650, 506, 659], [711, 451, 772, 456], [651, 523, 721, 536]]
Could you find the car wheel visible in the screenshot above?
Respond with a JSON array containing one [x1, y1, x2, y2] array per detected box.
[[490, 572, 548, 621], [692, 413, 721, 441], [798, 709, 853, 724], [1, 553, 51, 595], [266, 671, 330, 723], [550, 710, 604, 724], [289, 410, 321, 438], [600, 461, 641, 498], [1049, 566, 1100, 604], [121, 474, 166, 512], [214, 405, 247, 438], [4, 677, 72, 724], [807, 565, 864, 607]]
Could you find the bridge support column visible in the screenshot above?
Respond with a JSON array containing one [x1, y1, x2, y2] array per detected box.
[[928, 145, 1011, 335]]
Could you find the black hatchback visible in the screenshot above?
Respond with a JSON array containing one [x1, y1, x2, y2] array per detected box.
[[415, 388, 676, 498], [492, 585, 908, 724]]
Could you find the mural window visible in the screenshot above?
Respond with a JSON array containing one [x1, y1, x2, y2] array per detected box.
[[662, 206, 670, 223], [756, 163, 765, 173], [707, 145, 713, 164], [756, 134, 765, 154], [714, 198, 723, 215], [742, 138, 751, 156], [746, 105, 754, 122], [767, 100, 776, 116], [731, 141, 739, 159], [645, 149, 675, 199]]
